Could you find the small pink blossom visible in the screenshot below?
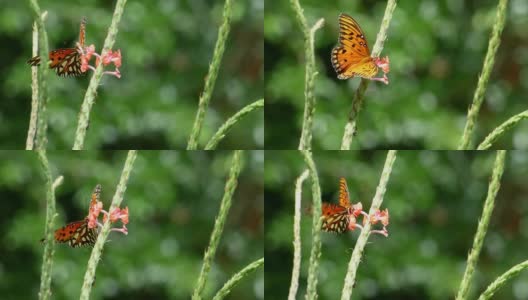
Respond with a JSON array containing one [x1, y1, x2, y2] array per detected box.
[[102, 49, 122, 68], [87, 201, 103, 229], [109, 206, 129, 224], [374, 56, 390, 74]]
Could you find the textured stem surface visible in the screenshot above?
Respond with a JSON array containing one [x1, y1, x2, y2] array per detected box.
[[37, 150, 58, 300], [80, 150, 137, 299], [458, 0, 509, 149], [29, 1, 50, 150], [298, 18, 324, 150], [455, 150, 507, 300], [187, 0, 233, 150], [340, 0, 397, 149], [205, 99, 264, 150], [478, 260, 528, 300], [73, 0, 128, 149], [192, 151, 243, 299], [477, 110, 528, 150], [212, 257, 264, 300], [341, 150, 397, 299], [301, 150, 322, 300], [288, 169, 309, 300], [27, 21, 39, 150]]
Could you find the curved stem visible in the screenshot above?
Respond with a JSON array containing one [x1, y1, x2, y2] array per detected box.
[[300, 150, 322, 299], [341, 150, 397, 299], [478, 260, 528, 300], [477, 110, 528, 150], [80, 150, 137, 299], [192, 151, 243, 299], [458, 0, 509, 149], [288, 169, 309, 300], [205, 99, 264, 150], [187, 0, 233, 150], [212, 258, 264, 300], [27, 21, 40, 150], [73, 0, 128, 150], [455, 150, 507, 300], [340, 0, 397, 150]]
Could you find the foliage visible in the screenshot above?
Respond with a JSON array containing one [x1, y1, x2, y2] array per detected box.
[[265, 0, 528, 149], [0, 150, 263, 299], [1, 0, 263, 149], [265, 151, 528, 299]]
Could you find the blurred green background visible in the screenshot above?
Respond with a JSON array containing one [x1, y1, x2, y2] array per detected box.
[[265, 150, 528, 299], [265, 0, 528, 149], [1, 0, 263, 149], [1, 150, 263, 299]]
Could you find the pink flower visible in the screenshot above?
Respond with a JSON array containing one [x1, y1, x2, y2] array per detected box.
[[109, 206, 129, 224], [102, 49, 122, 68], [374, 56, 390, 74], [87, 201, 102, 229]]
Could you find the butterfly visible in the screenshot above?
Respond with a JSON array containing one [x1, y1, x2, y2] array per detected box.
[[28, 17, 86, 77], [321, 178, 361, 233], [53, 184, 101, 247], [331, 13, 389, 84]]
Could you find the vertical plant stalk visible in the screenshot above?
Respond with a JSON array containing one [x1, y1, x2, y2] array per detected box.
[[37, 150, 59, 300], [79, 150, 137, 300], [477, 110, 528, 150], [72, 0, 128, 150], [478, 260, 528, 300], [341, 150, 397, 300], [29, 2, 50, 150], [187, 0, 233, 150], [212, 257, 264, 300], [300, 150, 322, 300], [458, 0, 509, 150], [27, 21, 40, 150], [340, 0, 397, 150], [289, 0, 324, 151], [455, 150, 507, 300], [298, 18, 325, 150], [192, 150, 243, 299], [288, 169, 310, 300], [205, 99, 264, 150]]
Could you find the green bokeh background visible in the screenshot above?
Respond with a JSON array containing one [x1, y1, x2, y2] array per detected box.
[[0, 150, 263, 299], [1, 0, 263, 149], [265, 0, 528, 149], [265, 150, 528, 299]]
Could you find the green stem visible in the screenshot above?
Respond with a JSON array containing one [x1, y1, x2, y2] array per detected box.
[[205, 99, 264, 150], [458, 0, 509, 149], [477, 110, 528, 150], [79, 150, 137, 299], [340, 0, 397, 150], [212, 257, 264, 300], [455, 150, 507, 300], [29, 1, 50, 150], [341, 150, 397, 300], [72, 0, 128, 150], [478, 260, 528, 300], [297, 18, 325, 150], [27, 21, 40, 150], [187, 0, 233, 150], [288, 169, 309, 300], [37, 150, 58, 300], [192, 150, 243, 299], [300, 150, 322, 300]]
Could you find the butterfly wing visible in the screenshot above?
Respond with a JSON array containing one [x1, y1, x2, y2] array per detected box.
[[331, 13, 378, 80], [339, 177, 351, 208], [54, 219, 97, 248], [321, 203, 349, 233], [47, 48, 83, 77]]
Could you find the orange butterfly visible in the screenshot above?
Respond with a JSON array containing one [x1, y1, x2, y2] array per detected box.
[[28, 18, 87, 77], [321, 178, 362, 233], [53, 184, 101, 248], [331, 13, 389, 84]]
